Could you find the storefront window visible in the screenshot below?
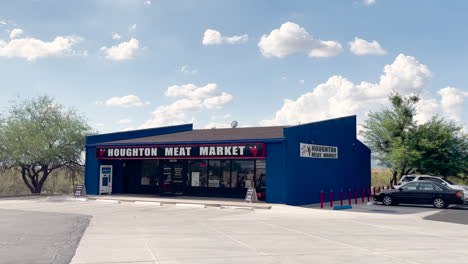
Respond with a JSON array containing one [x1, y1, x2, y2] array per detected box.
[[188, 160, 208, 187], [221, 160, 231, 188], [255, 160, 266, 190], [141, 160, 158, 186], [208, 160, 221, 187], [231, 160, 255, 188]]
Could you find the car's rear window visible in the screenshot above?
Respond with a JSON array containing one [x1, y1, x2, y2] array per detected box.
[[402, 176, 415, 182]]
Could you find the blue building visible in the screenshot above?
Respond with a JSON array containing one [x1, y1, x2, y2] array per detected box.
[[84, 115, 370, 205]]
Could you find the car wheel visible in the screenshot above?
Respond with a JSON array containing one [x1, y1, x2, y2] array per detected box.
[[433, 198, 446, 209], [382, 195, 393, 206]]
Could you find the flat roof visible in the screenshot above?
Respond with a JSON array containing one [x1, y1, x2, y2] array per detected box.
[[98, 126, 288, 145]]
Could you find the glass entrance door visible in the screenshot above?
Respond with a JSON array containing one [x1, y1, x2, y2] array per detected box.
[[160, 160, 187, 195]]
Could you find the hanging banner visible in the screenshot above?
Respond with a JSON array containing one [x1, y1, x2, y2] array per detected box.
[[300, 143, 338, 159], [96, 143, 265, 159]]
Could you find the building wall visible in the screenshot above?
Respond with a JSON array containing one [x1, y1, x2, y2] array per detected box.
[[265, 142, 285, 203], [283, 116, 370, 205], [85, 124, 192, 195]]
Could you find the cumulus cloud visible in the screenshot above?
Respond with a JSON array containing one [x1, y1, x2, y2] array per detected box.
[[202, 29, 248, 45], [260, 54, 462, 128], [129, 24, 137, 33], [257, 22, 343, 58], [101, 38, 139, 61], [0, 20, 7, 25], [364, 0, 376, 5], [166, 83, 219, 98], [437, 87, 468, 125], [112, 33, 121, 40], [141, 83, 233, 128], [144, 0, 151, 5], [180, 65, 198, 74], [9, 28, 23, 39], [349, 37, 386, 55], [117, 119, 133, 125], [103, 95, 147, 107], [0, 35, 80, 60], [204, 122, 231, 129]]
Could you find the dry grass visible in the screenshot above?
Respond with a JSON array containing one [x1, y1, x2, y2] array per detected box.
[[0, 168, 84, 196]]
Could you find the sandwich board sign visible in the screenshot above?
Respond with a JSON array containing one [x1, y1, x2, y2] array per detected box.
[[74, 184, 85, 196], [245, 187, 258, 203]]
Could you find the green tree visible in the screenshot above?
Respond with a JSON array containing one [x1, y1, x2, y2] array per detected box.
[[413, 117, 468, 177], [362, 93, 468, 185], [362, 93, 421, 185], [0, 96, 92, 193]]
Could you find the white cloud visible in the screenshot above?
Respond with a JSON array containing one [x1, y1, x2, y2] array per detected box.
[[101, 38, 139, 61], [299, 80, 305, 84], [9, 28, 23, 39], [141, 83, 233, 128], [364, 0, 376, 5], [180, 65, 198, 74], [0, 35, 80, 61], [261, 54, 439, 127], [437, 87, 468, 125], [203, 92, 233, 109], [349, 37, 386, 55], [129, 24, 137, 33], [144, 0, 151, 5], [257, 22, 343, 58], [117, 119, 133, 125], [166, 83, 220, 99], [94, 122, 105, 127], [103, 95, 147, 107], [204, 122, 231, 129], [211, 114, 232, 120], [112, 33, 121, 40], [202, 29, 248, 45], [0, 20, 7, 25]]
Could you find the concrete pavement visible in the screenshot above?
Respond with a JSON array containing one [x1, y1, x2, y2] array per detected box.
[[0, 196, 467, 264]]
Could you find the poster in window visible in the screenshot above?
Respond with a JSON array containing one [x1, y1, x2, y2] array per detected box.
[[191, 172, 200, 187]]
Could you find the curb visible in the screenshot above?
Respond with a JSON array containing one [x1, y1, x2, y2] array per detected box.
[[95, 199, 120, 204], [134, 201, 162, 206], [66, 197, 88, 202], [220, 205, 254, 210], [175, 203, 207, 208]]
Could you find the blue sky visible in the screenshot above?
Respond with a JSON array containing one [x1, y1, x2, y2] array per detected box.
[[0, 0, 466, 134]]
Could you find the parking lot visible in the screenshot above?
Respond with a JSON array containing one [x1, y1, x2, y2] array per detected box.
[[0, 197, 467, 264]]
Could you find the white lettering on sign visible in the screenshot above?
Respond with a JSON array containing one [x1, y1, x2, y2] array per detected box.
[[300, 143, 338, 159], [107, 147, 158, 157]]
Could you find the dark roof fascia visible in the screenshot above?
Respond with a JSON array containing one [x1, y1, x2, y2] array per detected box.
[[87, 138, 285, 147], [85, 124, 193, 146]]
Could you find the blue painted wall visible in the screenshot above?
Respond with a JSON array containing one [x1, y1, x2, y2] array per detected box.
[[265, 142, 285, 203], [283, 116, 370, 205]]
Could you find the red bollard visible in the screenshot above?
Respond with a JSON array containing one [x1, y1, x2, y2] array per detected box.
[[373, 186, 376, 197], [340, 189, 344, 206], [361, 188, 365, 203], [367, 187, 370, 202], [320, 190, 324, 209], [354, 188, 358, 204], [348, 189, 352, 205], [330, 189, 334, 208], [378, 186, 381, 193]]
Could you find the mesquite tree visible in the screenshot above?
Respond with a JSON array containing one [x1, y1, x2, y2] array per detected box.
[[0, 96, 92, 193]]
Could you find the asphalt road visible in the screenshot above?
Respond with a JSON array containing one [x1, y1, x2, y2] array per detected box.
[[354, 202, 468, 225], [0, 208, 90, 264]]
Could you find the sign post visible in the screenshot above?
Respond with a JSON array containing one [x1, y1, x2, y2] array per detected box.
[[245, 187, 258, 203]]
